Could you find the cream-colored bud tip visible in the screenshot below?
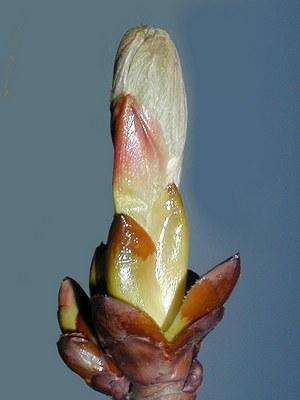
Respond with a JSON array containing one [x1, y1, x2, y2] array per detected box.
[[112, 26, 187, 187]]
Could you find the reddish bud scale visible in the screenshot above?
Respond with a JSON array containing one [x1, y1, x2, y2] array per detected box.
[[56, 26, 241, 400], [57, 255, 238, 399]]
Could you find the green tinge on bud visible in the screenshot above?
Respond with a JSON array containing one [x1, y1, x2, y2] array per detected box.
[[56, 25, 241, 399], [89, 243, 107, 296], [149, 183, 189, 331], [108, 26, 189, 332], [112, 26, 187, 187], [105, 184, 188, 329], [58, 278, 96, 343]]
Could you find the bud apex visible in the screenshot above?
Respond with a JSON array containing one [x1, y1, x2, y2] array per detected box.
[[112, 26, 187, 187]]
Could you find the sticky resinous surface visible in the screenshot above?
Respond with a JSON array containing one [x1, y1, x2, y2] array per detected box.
[[107, 27, 189, 334], [57, 26, 240, 400]]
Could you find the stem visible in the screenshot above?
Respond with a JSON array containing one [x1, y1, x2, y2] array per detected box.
[[126, 381, 196, 400]]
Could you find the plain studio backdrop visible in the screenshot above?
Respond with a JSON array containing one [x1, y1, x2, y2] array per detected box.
[[0, 1, 299, 399]]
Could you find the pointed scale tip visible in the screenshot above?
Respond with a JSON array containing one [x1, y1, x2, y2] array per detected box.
[[59, 277, 76, 307], [165, 254, 240, 341]]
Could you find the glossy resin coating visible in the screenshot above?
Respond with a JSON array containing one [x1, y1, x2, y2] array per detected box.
[[57, 26, 240, 400], [57, 254, 240, 399]]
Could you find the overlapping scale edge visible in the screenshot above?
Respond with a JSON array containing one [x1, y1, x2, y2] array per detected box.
[[91, 293, 224, 351], [58, 277, 96, 341], [57, 278, 129, 399], [91, 294, 194, 386], [91, 294, 167, 345], [91, 292, 223, 393], [105, 184, 189, 329], [111, 77, 189, 330], [89, 243, 107, 296], [150, 182, 189, 331], [57, 24, 241, 399], [111, 94, 168, 231], [165, 254, 240, 341], [57, 333, 129, 399], [105, 213, 166, 326]]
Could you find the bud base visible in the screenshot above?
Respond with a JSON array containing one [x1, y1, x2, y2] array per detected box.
[[128, 381, 195, 400]]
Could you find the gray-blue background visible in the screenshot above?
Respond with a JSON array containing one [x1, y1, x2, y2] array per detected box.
[[1, 0, 299, 399]]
